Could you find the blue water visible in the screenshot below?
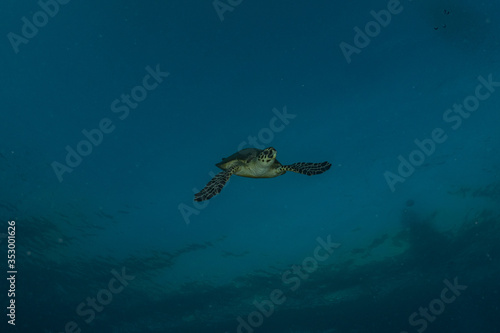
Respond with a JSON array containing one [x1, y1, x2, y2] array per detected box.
[[1, 0, 499, 332]]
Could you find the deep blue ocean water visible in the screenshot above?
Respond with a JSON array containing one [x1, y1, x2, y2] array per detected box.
[[1, 0, 499, 332]]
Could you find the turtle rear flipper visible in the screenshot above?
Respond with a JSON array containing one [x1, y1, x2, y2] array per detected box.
[[194, 167, 238, 201], [282, 162, 331, 176]]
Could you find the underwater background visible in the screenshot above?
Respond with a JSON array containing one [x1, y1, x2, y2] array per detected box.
[[1, 0, 499, 332]]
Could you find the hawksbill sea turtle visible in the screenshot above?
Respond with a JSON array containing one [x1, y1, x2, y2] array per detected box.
[[194, 147, 331, 201]]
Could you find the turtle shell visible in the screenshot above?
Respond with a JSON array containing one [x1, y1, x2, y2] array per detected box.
[[216, 148, 261, 170]]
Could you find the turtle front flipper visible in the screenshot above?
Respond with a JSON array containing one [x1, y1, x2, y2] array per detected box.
[[282, 162, 331, 176], [194, 167, 238, 201]]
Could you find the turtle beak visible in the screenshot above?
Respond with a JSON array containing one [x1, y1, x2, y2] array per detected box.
[[267, 147, 277, 159]]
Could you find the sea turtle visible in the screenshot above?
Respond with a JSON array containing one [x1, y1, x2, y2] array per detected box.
[[194, 147, 331, 201]]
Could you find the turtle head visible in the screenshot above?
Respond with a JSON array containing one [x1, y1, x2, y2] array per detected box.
[[257, 147, 277, 166]]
